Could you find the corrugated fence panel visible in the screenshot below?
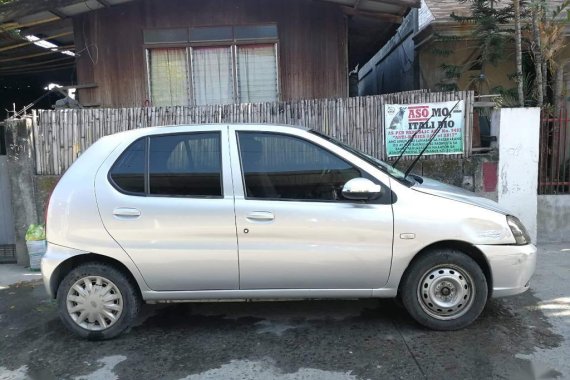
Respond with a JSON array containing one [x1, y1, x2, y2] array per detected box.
[[33, 91, 474, 175]]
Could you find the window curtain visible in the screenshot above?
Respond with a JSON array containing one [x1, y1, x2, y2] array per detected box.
[[237, 44, 278, 103], [192, 47, 234, 105], [149, 48, 190, 106]]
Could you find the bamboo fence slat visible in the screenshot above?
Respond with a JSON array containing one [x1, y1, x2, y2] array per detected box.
[[31, 91, 474, 175]]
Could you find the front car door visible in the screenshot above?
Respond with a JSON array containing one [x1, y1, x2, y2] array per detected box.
[[229, 126, 394, 290], [95, 126, 239, 291]]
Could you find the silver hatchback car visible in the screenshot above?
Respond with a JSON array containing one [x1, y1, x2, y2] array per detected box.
[[42, 124, 536, 340]]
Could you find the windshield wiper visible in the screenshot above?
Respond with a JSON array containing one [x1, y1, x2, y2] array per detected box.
[[392, 113, 437, 169], [404, 100, 462, 177]]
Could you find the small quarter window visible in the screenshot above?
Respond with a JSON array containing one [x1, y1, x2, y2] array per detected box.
[[149, 132, 222, 197], [109, 138, 146, 194]]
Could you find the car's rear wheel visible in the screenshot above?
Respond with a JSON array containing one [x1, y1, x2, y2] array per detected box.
[[400, 249, 488, 330], [56, 263, 141, 340]]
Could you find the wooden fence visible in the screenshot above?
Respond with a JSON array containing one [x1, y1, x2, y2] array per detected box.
[[32, 90, 474, 175]]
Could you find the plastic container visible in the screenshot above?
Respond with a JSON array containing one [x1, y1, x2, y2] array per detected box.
[[27, 240, 47, 271]]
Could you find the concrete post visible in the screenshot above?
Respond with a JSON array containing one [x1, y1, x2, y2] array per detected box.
[[5, 117, 39, 265], [496, 108, 541, 243]]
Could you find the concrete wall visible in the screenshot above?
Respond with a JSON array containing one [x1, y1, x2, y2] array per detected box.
[[0, 156, 15, 246], [538, 195, 570, 243], [417, 41, 516, 93], [496, 108, 541, 242], [4, 118, 39, 265]]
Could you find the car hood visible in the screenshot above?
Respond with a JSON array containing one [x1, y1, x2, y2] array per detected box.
[[411, 176, 511, 215]]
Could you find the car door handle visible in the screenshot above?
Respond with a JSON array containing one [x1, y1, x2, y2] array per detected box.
[[113, 207, 141, 219], [246, 211, 274, 222]]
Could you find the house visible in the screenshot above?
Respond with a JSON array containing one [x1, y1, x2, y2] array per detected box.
[[0, 0, 419, 110], [358, 0, 570, 108]]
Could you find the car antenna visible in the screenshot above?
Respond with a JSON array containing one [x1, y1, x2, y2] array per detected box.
[[404, 100, 462, 177]]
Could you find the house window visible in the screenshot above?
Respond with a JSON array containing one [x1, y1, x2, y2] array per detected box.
[[145, 25, 279, 106], [148, 48, 190, 107]]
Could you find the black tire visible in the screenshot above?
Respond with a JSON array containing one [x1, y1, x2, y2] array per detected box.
[[56, 262, 141, 340], [400, 249, 488, 331]]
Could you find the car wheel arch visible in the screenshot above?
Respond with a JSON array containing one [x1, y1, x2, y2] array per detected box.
[[397, 240, 493, 298], [50, 253, 142, 300]]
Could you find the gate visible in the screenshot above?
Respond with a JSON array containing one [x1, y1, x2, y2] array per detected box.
[[0, 123, 16, 263], [539, 110, 570, 194]]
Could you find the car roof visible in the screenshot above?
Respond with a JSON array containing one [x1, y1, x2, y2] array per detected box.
[[111, 123, 310, 138]]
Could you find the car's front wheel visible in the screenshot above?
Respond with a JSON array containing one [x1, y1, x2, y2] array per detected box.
[[56, 263, 141, 340], [400, 249, 488, 330]]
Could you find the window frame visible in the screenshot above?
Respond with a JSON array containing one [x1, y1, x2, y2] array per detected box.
[[108, 131, 224, 199], [235, 131, 390, 204], [144, 24, 280, 106]]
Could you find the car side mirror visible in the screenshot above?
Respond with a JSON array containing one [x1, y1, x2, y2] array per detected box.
[[341, 178, 382, 201]]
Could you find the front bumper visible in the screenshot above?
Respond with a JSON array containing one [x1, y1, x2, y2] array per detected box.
[[476, 243, 537, 298]]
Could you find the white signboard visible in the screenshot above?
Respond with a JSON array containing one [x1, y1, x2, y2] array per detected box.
[[384, 100, 465, 157]]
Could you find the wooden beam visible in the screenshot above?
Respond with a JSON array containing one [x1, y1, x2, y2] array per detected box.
[[372, 0, 421, 8], [0, 31, 73, 53], [473, 101, 496, 108], [59, 83, 97, 90], [0, 62, 75, 75], [0, 45, 75, 63], [341, 6, 402, 23], [48, 8, 68, 19], [0, 56, 73, 69], [0, 17, 61, 33]]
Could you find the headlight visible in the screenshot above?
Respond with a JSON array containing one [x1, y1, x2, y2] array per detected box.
[[507, 216, 531, 245]]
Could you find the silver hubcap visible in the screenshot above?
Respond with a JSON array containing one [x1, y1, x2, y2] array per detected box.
[[66, 276, 123, 331], [417, 265, 474, 320]]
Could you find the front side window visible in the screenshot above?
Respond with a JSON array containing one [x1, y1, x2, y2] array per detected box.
[[237, 132, 361, 201], [109, 132, 222, 197]]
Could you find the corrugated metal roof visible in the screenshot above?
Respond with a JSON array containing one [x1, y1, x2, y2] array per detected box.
[[422, 0, 566, 25]]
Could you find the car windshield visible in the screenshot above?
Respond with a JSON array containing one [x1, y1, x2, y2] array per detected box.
[[310, 130, 414, 186]]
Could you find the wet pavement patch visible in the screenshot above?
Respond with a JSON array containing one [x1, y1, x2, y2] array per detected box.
[[0, 281, 563, 380]]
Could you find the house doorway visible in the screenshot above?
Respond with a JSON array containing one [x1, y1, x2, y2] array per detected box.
[[0, 124, 16, 263]]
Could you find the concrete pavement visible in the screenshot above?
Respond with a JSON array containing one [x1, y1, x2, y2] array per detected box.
[[0, 243, 568, 380], [0, 264, 42, 288]]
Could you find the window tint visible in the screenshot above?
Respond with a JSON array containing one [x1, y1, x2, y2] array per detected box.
[[149, 133, 222, 197], [238, 132, 361, 201], [110, 138, 146, 194]]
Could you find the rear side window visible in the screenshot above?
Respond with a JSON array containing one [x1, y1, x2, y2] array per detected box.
[[109, 138, 146, 194], [149, 133, 222, 197], [109, 132, 222, 197]]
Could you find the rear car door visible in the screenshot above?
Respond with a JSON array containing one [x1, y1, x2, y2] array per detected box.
[[95, 126, 239, 291]]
